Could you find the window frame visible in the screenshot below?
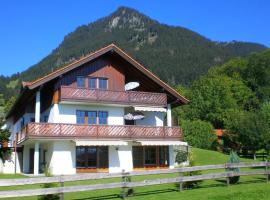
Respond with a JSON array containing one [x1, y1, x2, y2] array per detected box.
[[87, 111, 97, 125], [88, 77, 97, 89], [76, 110, 108, 125], [98, 111, 108, 125], [76, 77, 86, 88], [98, 78, 108, 90], [76, 110, 86, 124]]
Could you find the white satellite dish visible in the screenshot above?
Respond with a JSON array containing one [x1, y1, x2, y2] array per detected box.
[[125, 82, 140, 91]]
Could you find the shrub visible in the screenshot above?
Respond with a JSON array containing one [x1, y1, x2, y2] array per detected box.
[[175, 149, 189, 164], [181, 119, 217, 149], [227, 151, 240, 184]]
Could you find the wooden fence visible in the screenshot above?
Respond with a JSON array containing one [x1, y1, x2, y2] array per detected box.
[[0, 162, 269, 199]]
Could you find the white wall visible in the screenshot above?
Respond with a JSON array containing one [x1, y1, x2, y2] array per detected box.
[[9, 113, 35, 146], [136, 111, 165, 126], [49, 141, 76, 175], [0, 152, 21, 174], [109, 144, 133, 173], [169, 145, 176, 169], [49, 103, 125, 125]]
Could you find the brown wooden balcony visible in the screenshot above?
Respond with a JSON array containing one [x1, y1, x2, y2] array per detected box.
[[16, 123, 182, 144], [60, 86, 167, 107]]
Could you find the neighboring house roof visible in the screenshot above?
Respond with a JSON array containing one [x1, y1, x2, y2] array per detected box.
[[215, 129, 225, 137], [7, 44, 189, 118]]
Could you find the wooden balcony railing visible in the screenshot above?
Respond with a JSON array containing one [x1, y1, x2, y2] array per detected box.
[[60, 86, 167, 107], [16, 123, 182, 144]]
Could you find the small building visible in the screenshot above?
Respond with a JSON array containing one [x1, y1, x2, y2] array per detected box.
[[5, 44, 189, 175]]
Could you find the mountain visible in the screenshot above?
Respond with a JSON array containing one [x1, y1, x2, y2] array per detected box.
[[0, 6, 268, 100]]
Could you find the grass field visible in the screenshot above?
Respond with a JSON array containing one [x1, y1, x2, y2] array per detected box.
[[0, 148, 269, 200]]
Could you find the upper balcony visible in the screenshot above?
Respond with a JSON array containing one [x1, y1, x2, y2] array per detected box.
[[60, 86, 167, 107], [16, 123, 182, 144]]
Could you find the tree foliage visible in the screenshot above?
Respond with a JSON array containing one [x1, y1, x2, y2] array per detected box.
[[181, 119, 217, 149]]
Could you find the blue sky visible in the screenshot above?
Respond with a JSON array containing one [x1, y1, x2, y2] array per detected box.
[[0, 0, 269, 76]]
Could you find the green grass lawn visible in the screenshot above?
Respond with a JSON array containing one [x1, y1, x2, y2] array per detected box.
[[0, 148, 269, 200]]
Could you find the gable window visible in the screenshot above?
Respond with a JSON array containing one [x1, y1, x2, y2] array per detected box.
[[98, 111, 108, 125], [98, 78, 108, 90], [88, 78, 97, 89], [76, 110, 85, 124], [88, 111, 97, 124], [77, 77, 85, 88]]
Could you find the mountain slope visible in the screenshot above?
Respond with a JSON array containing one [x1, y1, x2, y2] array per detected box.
[[0, 6, 267, 100]]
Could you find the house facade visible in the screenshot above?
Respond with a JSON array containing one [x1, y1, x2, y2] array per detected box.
[[5, 44, 188, 175]]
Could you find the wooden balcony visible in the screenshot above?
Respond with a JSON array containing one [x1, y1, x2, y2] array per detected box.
[[60, 86, 167, 107], [16, 123, 182, 144]]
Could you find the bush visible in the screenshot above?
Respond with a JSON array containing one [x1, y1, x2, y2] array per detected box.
[[181, 120, 217, 149], [227, 151, 240, 184], [175, 149, 189, 164]]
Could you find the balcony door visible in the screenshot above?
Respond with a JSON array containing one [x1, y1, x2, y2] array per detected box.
[[76, 146, 108, 171], [132, 146, 169, 169]]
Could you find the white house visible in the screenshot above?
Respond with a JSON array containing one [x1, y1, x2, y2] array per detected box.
[[5, 44, 189, 175]]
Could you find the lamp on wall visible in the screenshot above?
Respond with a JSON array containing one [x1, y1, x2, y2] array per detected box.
[[115, 146, 119, 151]]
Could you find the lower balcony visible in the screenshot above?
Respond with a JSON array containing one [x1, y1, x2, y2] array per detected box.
[[16, 123, 182, 144]]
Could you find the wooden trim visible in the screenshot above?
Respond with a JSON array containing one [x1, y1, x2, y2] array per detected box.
[[52, 89, 59, 104], [76, 168, 109, 173]]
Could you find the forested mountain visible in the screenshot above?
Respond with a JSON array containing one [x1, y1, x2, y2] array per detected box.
[[0, 6, 267, 101]]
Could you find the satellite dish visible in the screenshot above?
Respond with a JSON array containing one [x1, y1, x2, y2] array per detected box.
[[124, 112, 145, 120], [125, 82, 140, 91]]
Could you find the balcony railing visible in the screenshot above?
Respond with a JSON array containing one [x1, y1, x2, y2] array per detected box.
[[16, 123, 182, 144], [60, 86, 167, 107]]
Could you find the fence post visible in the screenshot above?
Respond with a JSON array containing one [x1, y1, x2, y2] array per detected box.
[[121, 170, 127, 199], [60, 175, 64, 200], [179, 172, 183, 192], [226, 177, 230, 186], [266, 162, 269, 183]]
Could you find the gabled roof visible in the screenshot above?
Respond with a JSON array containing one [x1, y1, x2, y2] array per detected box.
[[22, 44, 188, 103], [7, 44, 188, 118]]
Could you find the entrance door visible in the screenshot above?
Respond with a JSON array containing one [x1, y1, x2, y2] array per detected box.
[[29, 148, 34, 173]]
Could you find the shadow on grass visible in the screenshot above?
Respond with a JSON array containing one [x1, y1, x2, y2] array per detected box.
[[74, 178, 268, 200], [74, 194, 120, 200], [74, 188, 177, 200]]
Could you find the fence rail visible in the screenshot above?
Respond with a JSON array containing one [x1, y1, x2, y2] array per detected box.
[[0, 162, 269, 199]]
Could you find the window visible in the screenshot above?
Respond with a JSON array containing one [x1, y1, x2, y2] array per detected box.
[[132, 146, 169, 168], [76, 146, 108, 168], [99, 78, 107, 90], [144, 147, 157, 165], [88, 78, 97, 89], [43, 116, 48, 122], [88, 111, 97, 124], [98, 146, 109, 168], [132, 147, 144, 168], [76, 110, 85, 124], [87, 147, 97, 167], [77, 77, 85, 88], [98, 111, 108, 125], [159, 146, 169, 166]]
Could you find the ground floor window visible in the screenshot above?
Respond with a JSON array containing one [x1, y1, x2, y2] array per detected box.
[[132, 146, 169, 168], [76, 146, 108, 169]]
